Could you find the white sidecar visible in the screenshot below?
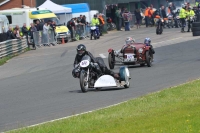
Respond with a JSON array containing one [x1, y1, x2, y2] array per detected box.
[[94, 66, 130, 89]]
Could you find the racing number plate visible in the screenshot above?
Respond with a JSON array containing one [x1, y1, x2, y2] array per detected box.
[[80, 60, 89, 67], [127, 54, 134, 61]]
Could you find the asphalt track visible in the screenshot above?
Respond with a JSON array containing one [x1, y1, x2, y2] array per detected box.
[[0, 27, 200, 132]]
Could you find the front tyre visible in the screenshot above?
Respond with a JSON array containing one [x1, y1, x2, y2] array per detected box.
[[108, 53, 115, 69], [146, 51, 152, 67], [80, 70, 88, 93]]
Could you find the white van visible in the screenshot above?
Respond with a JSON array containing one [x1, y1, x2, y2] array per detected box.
[[0, 15, 9, 33], [0, 7, 71, 42]]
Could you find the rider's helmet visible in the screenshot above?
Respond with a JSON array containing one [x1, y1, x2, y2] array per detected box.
[[94, 14, 97, 18], [125, 37, 135, 44], [188, 6, 192, 10], [77, 44, 86, 56], [144, 38, 151, 46]]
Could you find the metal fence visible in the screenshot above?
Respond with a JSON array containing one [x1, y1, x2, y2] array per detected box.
[[32, 29, 56, 47], [73, 24, 90, 41], [129, 14, 136, 28], [0, 37, 27, 58]]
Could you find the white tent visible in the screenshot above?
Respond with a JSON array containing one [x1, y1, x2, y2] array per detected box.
[[38, 0, 72, 14], [38, 0, 72, 24]]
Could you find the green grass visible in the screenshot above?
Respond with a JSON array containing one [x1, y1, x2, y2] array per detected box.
[[0, 48, 30, 66], [8, 79, 200, 133]]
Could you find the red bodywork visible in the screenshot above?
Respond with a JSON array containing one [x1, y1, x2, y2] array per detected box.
[[123, 43, 150, 61], [108, 43, 151, 64]]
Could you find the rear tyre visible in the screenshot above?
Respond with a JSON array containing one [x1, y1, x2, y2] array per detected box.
[[80, 70, 88, 93], [192, 27, 200, 32], [193, 31, 200, 36], [192, 22, 200, 27]]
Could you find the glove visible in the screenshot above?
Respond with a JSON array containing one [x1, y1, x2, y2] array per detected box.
[[74, 64, 79, 68], [114, 50, 121, 56]]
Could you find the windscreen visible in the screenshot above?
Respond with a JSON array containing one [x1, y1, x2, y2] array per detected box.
[[81, 55, 91, 62], [43, 17, 62, 26]]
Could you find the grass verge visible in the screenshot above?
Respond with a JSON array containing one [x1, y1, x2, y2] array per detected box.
[[8, 79, 200, 133], [0, 48, 30, 66]]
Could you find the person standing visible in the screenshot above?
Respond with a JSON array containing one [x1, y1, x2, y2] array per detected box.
[[6, 26, 13, 40], [98, 14, 105, 35], [187, 6, 195, 32], [115, 8, 123, 31], [22, 23, 29, 45], [122, 9, 131, 31], [144, 7, 150, 27], [149, 5, 155, 26], [134, 9, 142, 29], [43, 22, 50, 46], [179, 4, 187, 32], [67, 18, 76, 41], [14, 25, 21, 38], [29, 23, 37, 45]]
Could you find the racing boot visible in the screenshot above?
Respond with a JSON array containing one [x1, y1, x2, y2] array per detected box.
[[181, 28, 185, 33], [109, 70, 120, 80], [187, 28, 190, 32]]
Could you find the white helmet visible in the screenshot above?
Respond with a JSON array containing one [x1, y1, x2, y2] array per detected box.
[[125, 37, 135, 44]]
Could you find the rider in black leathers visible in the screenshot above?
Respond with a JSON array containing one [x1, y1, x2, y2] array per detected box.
[[72, 44, 119, 79]]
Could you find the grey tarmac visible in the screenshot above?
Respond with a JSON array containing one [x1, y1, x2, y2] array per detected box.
[[0, 27, 200, 132]]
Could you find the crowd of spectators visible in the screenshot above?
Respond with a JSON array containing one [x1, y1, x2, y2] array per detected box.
[[6, 19, 57, 46]]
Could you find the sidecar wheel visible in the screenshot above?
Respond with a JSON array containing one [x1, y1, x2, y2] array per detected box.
[[119, 66, 130, 88], [124, 81, 130, 88]]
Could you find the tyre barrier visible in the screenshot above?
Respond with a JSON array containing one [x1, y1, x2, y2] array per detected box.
[[192, 22, 200, 36], [0, 37, 27, 58]]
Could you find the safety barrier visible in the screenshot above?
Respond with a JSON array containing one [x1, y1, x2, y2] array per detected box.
[[73, 24, 89, 41], [33, 29, 56, 46], [0, 37, 27, 58], [129, 14, 136, 28]]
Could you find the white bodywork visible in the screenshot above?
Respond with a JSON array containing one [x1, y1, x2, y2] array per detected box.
[[94, 75, 117, 88], [0, 15, 9, 33], [0, 7, 46, 27]]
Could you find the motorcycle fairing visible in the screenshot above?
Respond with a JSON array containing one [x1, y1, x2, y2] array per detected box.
[[94, 75, 117, 87]]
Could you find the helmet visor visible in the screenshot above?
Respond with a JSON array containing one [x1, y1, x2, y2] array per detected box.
[[126, 40, 132, 44], [78, 50, 85, 55]]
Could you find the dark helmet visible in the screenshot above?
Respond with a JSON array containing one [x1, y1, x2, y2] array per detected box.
[[94, 14, 97, 18], [77, 44, 86, 56]]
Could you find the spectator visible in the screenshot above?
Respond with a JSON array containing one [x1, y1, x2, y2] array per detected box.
[[10, 29, 22, 39], [29, 23, 37, 44], [50, 21, 56, 42], [122, 8, 131, 31], [98, 13, 105, 35], [7, 26, 13, 40], [149, 5, 155, 26], [43, 22, 50, 46], [134, 9, 142, 29], [35, 20, 40, 31], [67, 18, 76, 41], [14, 25, 21, 38], [22, 23, 29, 44], [144, 7, 150, 27], [115, 8, 123, 31], [39, 19, 44, 31], [81, 15, 87, 37]]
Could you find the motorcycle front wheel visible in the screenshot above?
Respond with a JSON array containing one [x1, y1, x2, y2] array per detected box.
[[80, 70, 89, 93]]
